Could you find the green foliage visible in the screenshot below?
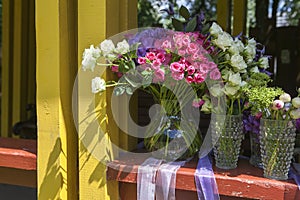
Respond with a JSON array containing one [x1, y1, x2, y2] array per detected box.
[[244, 86, 284, 116], [279, 0, 300, 26]]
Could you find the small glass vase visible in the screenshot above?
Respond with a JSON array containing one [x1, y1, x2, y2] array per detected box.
[[212, 114, 244, 169], [249, 132, 263, 168], [259, 119, 296, 180], [144, 113, 202, 161]]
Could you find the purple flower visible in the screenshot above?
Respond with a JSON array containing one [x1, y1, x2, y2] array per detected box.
[[296, 118, 300, 132], [243, 111, 261, 134]]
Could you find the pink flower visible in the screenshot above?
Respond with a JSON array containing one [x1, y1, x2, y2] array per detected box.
[[181, 35, 191, 46], [153, 69, 165, 83], [187, 65, 196, 75], [272, 100, 284, 110], [185, 76, 194, 84], [192, 99, 205, 108], [192, 51, 200, 61], [146, 52, 156, 61], [163, 53, 172, 65], [208, 61, 217, 70], [138, 57, 147, 64], [209, 68, 221, 80], [187, 43, 199, 54], [172, 72, 184, 81], [199, 63, 209, 74], [161, 40, 172, 49], [170, 62, 185, 73], [111, 65, 119, 72], [193, 73, 205, 83], [151, 59, 162, 70], [156, 53, 165, 62], [178, 49, 186, 56]]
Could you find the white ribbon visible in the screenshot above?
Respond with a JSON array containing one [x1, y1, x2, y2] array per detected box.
[[137, 158, 185, 200], [137, 157, 162, 200], [155, 161, 186, 200]]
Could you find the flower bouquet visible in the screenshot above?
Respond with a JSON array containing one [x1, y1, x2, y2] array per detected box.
[[245, 87, 300, 180]]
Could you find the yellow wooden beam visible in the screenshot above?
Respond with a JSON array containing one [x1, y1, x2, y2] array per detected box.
[[36, 0, 78, 199], [232, 0, 247, 36], [78, 0, 137, 199], [1, 0, 13, 137]]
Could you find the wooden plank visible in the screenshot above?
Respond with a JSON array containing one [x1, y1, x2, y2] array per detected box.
[[217, 0, 232, 33], [0, 167, 36, 188], [107, 155, 300, 200], [0, 137, 36, 170]]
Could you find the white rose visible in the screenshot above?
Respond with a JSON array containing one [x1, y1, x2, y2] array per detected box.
[[224, 84, 240, 96], [279, 93, 291, 103], [229, 73, 242, 86], [258, 57, 269, 69], [91, 77, 106, 93], [230, 54, 247, 71], [212, 32, 233, 51], [210, 84, 223, 97], [116, 39, 130, 54], [209, 22, 223, 36], [81, 45, 101, 71], [290, 108, 300, 119], [100, 39, 115, 55], [229, 38, 244, 54], [292, 97, 300, 108]]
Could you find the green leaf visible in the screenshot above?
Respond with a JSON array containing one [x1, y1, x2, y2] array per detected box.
[[172, 18, 184, 31], [125, 87, 133, 95], [201, 23, 211, 34], [185, 17, 197, 32], [113, 86, 125, 96], [179, 6, 190, 20], [124, 75, 140, 88]]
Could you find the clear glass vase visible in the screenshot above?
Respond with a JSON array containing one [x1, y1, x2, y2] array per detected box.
[[249, 132, 263, 168], [212, 114, 244, 169], [259, 119, 296, 180], [144, 113, 202, 161]]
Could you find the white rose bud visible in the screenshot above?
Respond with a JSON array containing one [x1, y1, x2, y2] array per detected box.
[[272, 100, 284, 110], [279, 93, 291, 103], [116, 39, 130, 54], [100, 39, 115, 55], [91, 77, 106, 93], [210, 84, 223, 97], [292, 97, 300, 108]]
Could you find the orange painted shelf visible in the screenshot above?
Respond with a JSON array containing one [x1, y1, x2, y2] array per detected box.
[[107, 153, 300, 200], [0, 137, 37, 187]]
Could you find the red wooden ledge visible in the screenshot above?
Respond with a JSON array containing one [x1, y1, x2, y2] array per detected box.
[[0, 137, 37, 170], [107, 154, 300, 200]]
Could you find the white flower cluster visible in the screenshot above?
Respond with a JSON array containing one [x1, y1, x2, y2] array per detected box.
[[207, 22, 270, 98], [81, 39, 130, 72]]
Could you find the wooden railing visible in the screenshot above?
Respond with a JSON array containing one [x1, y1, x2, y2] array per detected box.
[[0, 137, 37, 188], [107, 153, 300, 200]]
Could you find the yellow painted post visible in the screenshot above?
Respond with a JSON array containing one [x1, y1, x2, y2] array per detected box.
[[78, 0, 137, 199], [1, 0, 13, 137], [36, 0, 78, 199], [232, 0, 247, 36]]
